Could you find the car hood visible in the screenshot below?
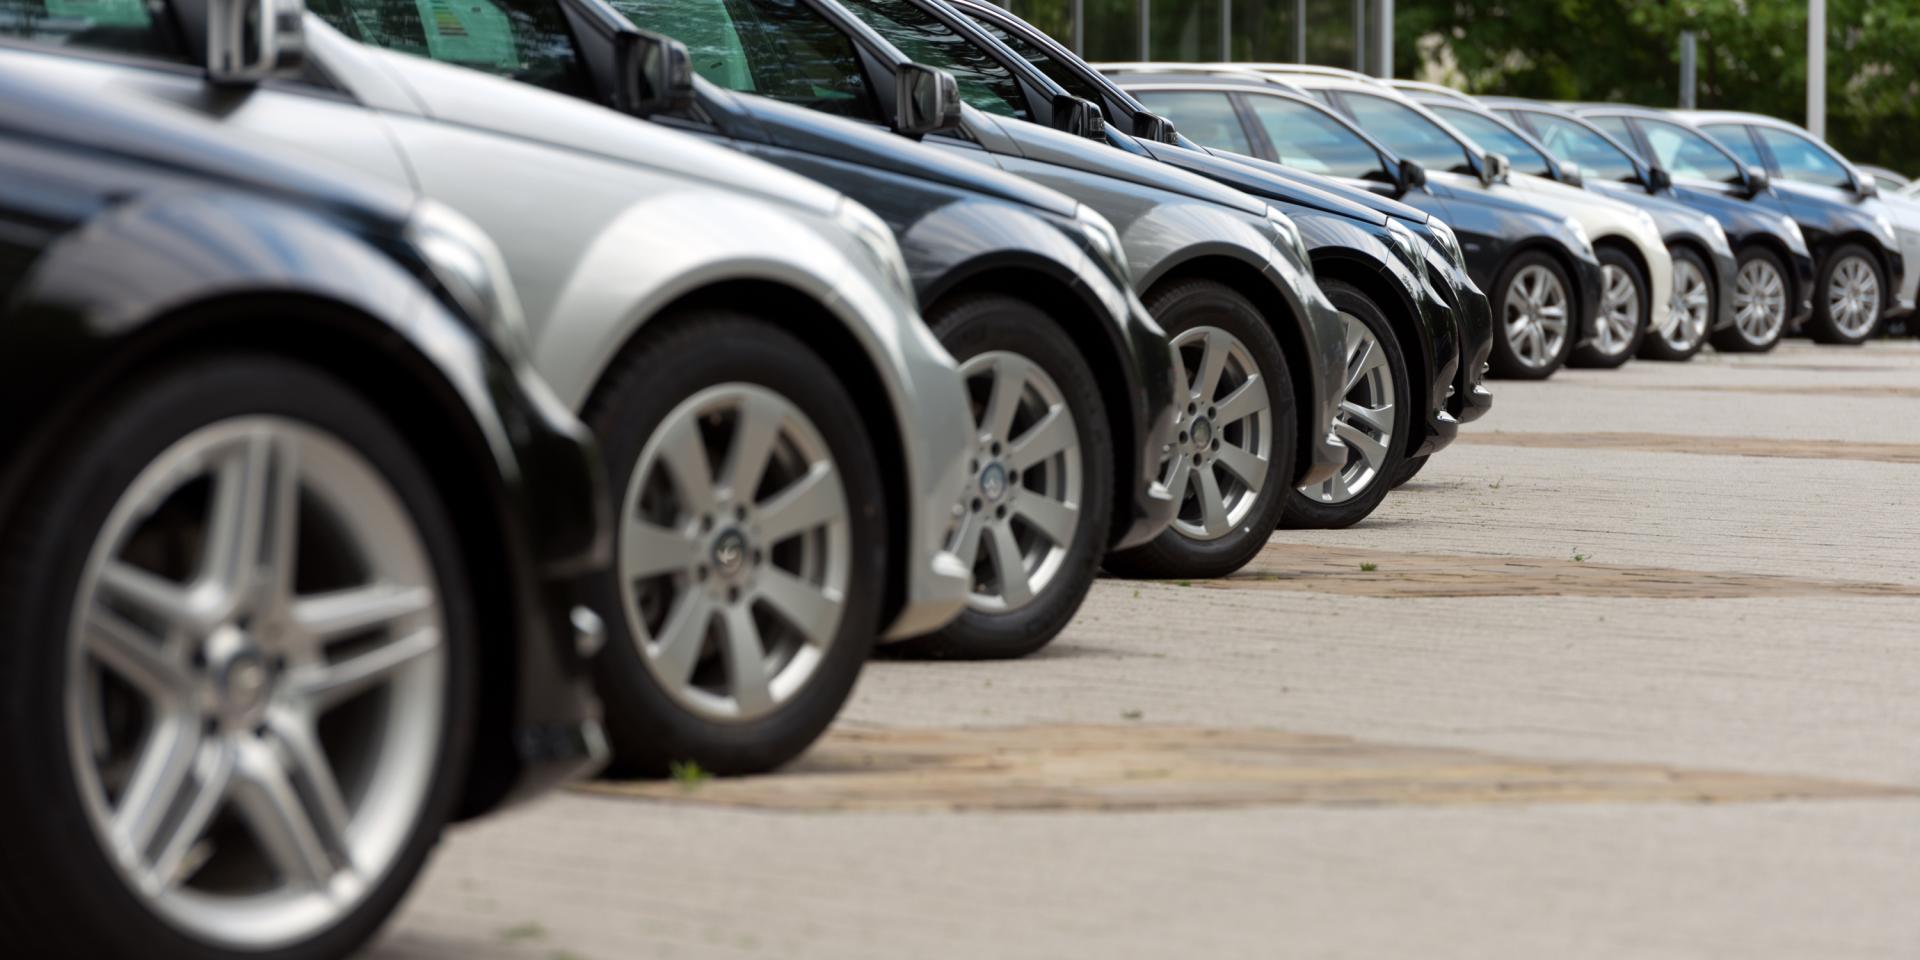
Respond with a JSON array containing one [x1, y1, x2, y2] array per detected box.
[[728, 88, 1079, 220], [1507, 172, 1660, 242], [359, 36, 845, 219], [975, 109, 1266, 216], [1136, 139, 1388, 225]]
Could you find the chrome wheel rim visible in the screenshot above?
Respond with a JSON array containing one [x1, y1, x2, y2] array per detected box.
[[1827, 255, 1881, 337], [1301, 313, 1396, 504], [1734, 257, 1787, 345], [1593, 262, 1641, 356], [1664, 257, 1712, 351], [68, 418, 445, 951], [1503, 264, 1569, 368], [949, 351, 1083, 614], [618, 385, 849, 723], [1160, 326, 1272, 541]]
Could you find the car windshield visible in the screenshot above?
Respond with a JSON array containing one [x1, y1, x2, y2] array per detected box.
[[1338, 91, 1473, 175], [610, 0, 882, 121], [1429, 105, 1554, 178], [1521, 113, 1641, 183], [837, 0, 1030, 120], [964, 10, 1107, 107], [308, 0, 591, 98]]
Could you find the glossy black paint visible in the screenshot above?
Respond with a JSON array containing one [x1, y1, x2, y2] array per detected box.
[[625, 72, 1178, 549], [0, 67, 609, 821]]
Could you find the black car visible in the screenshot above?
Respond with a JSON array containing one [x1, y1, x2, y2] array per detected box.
[[1101, 68, 1604, 382], [1572, 104, 1902, 351], [0, 65, 608, 960], [1485, 98, 1817, 357], [617, 0, 1353, 576]]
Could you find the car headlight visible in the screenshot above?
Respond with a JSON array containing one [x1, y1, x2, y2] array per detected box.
[[1873, 212, 1898, 245], [1704, 216, 1730, 253], [406, 199, 529, 355], [1265, 206, 1311, 266], [834, 197, 916, 304], [1779, 215, 1806, 248], [1427, 216, 1466, 272], [1385, 217, 1425, 280], [1074, 203, 1131, 277], [1562, 215, 1593, 255], [1634, 209, 1659, 238]]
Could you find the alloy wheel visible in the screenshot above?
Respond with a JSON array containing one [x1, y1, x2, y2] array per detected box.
[[1503, 264, 1569, 368], [68, 418, 445, 951], [949, 351, 1084, 614], [618, 385, 850, 723], [1827, 255, 1881, 338], [1663, 257, 1712, 351], [1162, 326, 1273, 541], [1592, 262, 1642, 357], [1733, 257, 1788, 345], [1300, 312, 1396, 504]]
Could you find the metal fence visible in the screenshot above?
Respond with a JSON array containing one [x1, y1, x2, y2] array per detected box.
[[993, 0, 1393, 75]]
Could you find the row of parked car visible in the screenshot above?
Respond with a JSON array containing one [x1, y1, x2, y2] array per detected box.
[[0, 0, 1902, 957]]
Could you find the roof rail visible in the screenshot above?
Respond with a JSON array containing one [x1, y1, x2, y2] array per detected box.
[[1387, 79, 1477, 103], [1089, 63, 1314, 97]]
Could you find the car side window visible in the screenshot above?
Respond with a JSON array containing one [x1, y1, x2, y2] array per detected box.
[[1749, 126, 1853, 189], [1585, 114, 1638, 150], [965, 13, 1104, 106], [1638, 118, 1741, 183], [1243, 95, 1390, 182], [1429, 105, 1553, 178], [1699, 123, 1765, 170], [1338, 92, 1473, 176], [0, 0, 188, 62], [1129, 90, 1251, 155], [838, 0, 1029, 121], [308, 0, 592, 99], [1525, 113, 1640, 183], [611, 0, 881, 122]]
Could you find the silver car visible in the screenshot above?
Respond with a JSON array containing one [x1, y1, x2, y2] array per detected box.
[[7, 0, 975, 779]]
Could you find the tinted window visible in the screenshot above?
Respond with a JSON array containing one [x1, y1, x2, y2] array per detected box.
[[1244, 95, 1390, 181], [966, 12, 1105, 106], [1339, 92, 1472, 175], [1638, 118, 1741, 183], [310, 0, 590, 98], [1522, 112, 1640, 182], [0, 0, 186, 61], [1430, 104, 1553, 177], [1749, 125, 1853, 188], [839, 0, 1028, 120], [611, 0, 880, 122], [1130, 90, 1251, 154]]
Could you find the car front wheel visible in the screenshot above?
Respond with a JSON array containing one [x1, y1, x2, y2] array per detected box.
[[1489, 251, 1575, 379], [1712, 247, 1790, 352], [1282, 279, 1411, 529]]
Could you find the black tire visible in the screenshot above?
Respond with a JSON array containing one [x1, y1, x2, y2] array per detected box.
[[1390, 453, 1430, 489], [1639, 244, 1712, 362], [1807, 243, 1886, 344], [1104, 279, 1296, 580], [887, 293, 1112, 660], [1281, 279, 1411, 529], [587, 311, 884, 775], [1488, 249, 1576, 379], [1570, 245, 1650, 368], [0, 353, 476, 960], [1710, 246, 1791, 353]]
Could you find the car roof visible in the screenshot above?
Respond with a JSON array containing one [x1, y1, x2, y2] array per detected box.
[[1105, 70, 1312, 97], [1386, 79, 1476, 103], [1675, 109, 1805, 133]]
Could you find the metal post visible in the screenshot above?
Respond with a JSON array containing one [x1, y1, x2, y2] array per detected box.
[[1374, 0, 1393, 77], [1293, 0, 1306, 61], [1221, 0, 1232, 61], [1352, 0, 1366, 73], [1072, 0, 1083, 55], [1807, 0, 1826, 137], [1678, 31, 1697, 109], [1139, 0, 1150, 60]]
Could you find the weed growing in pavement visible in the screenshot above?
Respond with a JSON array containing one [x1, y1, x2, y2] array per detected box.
[[669, 760, 711, 789], [1121, 708, 1144, 720], [1572, 549, 1591, 563], [499, 922, 546, 943], [1489, 477, 1504, 489], [1360, 562, 1378, 572]]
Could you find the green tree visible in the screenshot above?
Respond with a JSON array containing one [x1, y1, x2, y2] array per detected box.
[[1395, 0, 1920, 175]]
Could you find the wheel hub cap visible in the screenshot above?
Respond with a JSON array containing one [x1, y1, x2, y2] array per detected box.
[[978, 462, 1009, 502], [1189, 416, 1215, 451], [710, 528, 750, 580]]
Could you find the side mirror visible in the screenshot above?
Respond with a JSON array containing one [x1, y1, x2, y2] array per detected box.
[[895, 63, 961, 136], [1559, 160, 1584, 188], [1744, 166, 1771, 197], [615, 28, 695, 117], [1858, 174, 1880, 199], [1481, 152, 1511, 186], [1646, 165, 1672, 193], [1397, 157, 1427, 191], [206, 0, 304, 84], [1052, 94, 1106, 140], [1135, 111, 1178, 145]]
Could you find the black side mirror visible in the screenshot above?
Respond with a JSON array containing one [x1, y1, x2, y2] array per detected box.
[[1398, 157, 1428, 191], [1559, 160, 1584, 188], [205, 0, 303, 84], [1481, 152, 1511, 186], [617, 29, 695, 117], [1052, 94, 1106, 140], [895, 63, 961, 136], [1745, 166, 1772, 197], [1135, 111, 1178, 145], [1646, 165, 1672, 193]]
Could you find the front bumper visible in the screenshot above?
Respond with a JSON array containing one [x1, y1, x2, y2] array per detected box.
[[1298, 278, 1347, 487], [1571, 250, 1607, 348], [1412, 251, 1464, 459], [876, 309, 974, 642], [1789, 245, 1817, 325], [1451, 272, 1495, 424], [1112, 289, 1180, 550], [1703, 237, 1740, 332]]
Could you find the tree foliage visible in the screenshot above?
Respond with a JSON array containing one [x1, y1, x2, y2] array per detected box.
[[1395, 0, 1920, 175]]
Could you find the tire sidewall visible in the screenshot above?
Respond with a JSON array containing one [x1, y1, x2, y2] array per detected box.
[[1489, 250, 1575, 379], [0, 354, 475, 960], [1810, 243, 1884, 345]]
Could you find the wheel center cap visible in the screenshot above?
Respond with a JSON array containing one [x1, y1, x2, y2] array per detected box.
[[1190, 416, 1215, 450], [979, 462, 1009, 502], [711, 529, 749, 577], [222, 653, 271, 713]]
